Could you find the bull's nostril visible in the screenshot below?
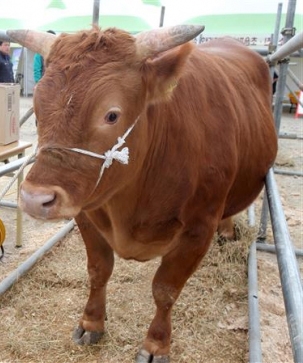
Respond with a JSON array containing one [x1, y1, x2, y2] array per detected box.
[[42, 195, 56, 208], [21, 189, 55, 204], [20, 188, 57, 216]]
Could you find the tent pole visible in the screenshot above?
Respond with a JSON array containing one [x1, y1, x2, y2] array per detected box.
[[159, 6, 165, 27], [93, 0, 100, 26]]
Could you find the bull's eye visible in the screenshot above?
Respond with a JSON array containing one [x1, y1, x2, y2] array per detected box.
[[106, 112, 118, 123], [105, 108, 120, 124], [104, 106, 121, 125]]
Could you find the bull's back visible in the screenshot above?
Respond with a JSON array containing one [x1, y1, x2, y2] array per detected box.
[[166, 38, 277, 217]]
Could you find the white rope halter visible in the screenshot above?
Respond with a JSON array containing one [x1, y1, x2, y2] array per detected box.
[[43, 116, 140, 192]]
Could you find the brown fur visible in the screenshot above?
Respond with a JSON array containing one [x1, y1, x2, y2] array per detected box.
[[20, 27, 277, 361]]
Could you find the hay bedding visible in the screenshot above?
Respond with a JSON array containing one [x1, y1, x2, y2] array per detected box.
[[0, 216, 296, 363], [0, 220, 252, 363], [0, 103, 302, 363]]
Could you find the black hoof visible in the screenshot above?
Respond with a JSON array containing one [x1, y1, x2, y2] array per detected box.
[[136, 348, 170, 363], [72, 326, 104, 345]]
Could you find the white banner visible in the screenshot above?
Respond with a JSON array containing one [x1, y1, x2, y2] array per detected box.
[[196, 33, 284, 47]]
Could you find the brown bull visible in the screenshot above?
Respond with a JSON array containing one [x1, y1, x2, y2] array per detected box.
[[8, 25, 277, 362]]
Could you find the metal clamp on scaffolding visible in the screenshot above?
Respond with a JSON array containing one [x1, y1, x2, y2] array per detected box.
[[281, 26, 296, 37]]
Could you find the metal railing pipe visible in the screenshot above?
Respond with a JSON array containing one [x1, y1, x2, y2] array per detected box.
[[0, 201, 17, 208], [0, 220, 75, 296], [267, 31, 303, 65], [0, 156, 35, 177], [279, 132, 303, 140], [274, 168, 303, 177], [256, 242, 303, 257], [265, 168, 303, 362]]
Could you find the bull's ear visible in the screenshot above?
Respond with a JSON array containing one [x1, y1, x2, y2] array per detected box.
[[141, 42, 194, 102]]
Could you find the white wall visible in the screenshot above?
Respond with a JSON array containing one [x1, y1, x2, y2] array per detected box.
[[15, 48, 35, 96], [287, 57, 303, 94]]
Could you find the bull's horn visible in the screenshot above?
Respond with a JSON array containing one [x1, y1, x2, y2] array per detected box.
[[6, 29, 56, 59], [135, 24, 204, 59]]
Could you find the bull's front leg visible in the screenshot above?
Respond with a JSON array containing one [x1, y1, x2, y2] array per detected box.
[[73, 211, 114, 345], [136, 224, 216, 363]]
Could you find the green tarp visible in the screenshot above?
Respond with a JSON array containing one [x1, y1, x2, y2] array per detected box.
[[37, 15, 152, 33]]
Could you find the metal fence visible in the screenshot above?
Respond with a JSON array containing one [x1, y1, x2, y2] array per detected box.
[[248, 169, 303, 363], [248, 1, 303, 361]]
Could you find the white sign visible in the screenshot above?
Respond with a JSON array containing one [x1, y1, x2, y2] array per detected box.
[[196, 33, 284, 47]]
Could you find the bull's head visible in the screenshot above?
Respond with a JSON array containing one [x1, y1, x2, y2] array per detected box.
[[7, 25, 204, 220]]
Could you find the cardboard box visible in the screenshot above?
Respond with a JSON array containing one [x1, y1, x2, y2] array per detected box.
[[0, 84, 20, 145]]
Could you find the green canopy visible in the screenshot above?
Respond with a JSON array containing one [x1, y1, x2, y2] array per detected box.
[[141, 0, 162, 6], [38, 15, 152, 33], [0, 18, 25, 30], [47, 0, 66, 9]]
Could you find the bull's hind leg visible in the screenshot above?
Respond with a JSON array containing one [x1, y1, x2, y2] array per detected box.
[[73, 212, 114, 345], [136, 225, 215, 363]]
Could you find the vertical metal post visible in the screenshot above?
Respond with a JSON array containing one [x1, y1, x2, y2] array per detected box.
[[247, 204, 255, 227], [269, 2, 283, 77], [259, 0, 297, 240], [269, 2, 283, 70], [257, 192, 269, 241], [273, 0, 297, 133], [159, 6, 165, 27], [258, 3, 283, 241], [16, 152, 24, 247], [23, 48, 28, 97], [248, 242, 262, 363], [272, 3, 283, 47], [92, 0, 100, 26]]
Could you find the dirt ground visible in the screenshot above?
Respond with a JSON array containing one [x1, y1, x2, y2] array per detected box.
[[0, 97, 302, 363]]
